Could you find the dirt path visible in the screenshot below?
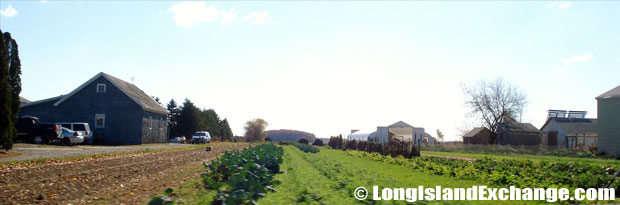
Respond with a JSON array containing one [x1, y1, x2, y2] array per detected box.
[[0, 144, 244, 204]]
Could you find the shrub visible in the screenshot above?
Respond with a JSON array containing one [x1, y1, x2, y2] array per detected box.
[[328, 135, 344, 149], [312, 139, 324, 146], [293, 143, 319, 153], [265, 137, 271, 142], [298, 138, 309, 144]]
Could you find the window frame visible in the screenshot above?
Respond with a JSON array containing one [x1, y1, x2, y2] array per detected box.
[[96, 83, 106, 93], [95, 114, 105, 128]]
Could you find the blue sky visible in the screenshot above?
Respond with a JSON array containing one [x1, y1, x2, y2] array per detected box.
[[1, 1, 619, 140]]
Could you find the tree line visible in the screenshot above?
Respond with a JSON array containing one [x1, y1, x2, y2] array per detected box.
[[166, 98, 233, 141], [0, 30, 22, 151]]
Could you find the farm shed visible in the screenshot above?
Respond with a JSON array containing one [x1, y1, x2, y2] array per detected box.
[[19, 72, 168, 145], [462, 127, 491, 144], [496, 120, 540, 146], [596, 84, 620, 156], [540, 111, 597, 149]]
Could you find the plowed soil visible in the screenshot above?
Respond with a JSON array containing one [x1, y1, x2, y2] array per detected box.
[[0, 144, 244, 204]]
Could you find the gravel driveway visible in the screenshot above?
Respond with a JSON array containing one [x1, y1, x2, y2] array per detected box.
[[1, 143, 194, 162]]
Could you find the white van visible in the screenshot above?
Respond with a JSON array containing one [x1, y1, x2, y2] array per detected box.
[[58, 122, 92, 142]]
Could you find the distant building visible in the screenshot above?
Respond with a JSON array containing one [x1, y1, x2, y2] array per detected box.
[[463, 127, 491, 144], [496, 118, 540, 146], [351, 121, 426, 146], [596, 84, 620, 156], [19, 72, 168, 145], [540, 110, 597, 148]]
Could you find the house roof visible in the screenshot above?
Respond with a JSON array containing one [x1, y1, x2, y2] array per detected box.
[[463, 127, 489, 137], [541, 117, 597, 134], [597, 84, 620, 100], [500, 122, 540, 133], [389, 121, 413, 127], [20, 95, 64, 108], [52, 72, 168, 115]]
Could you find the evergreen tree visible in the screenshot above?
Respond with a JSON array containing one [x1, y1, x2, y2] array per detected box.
[[166, 99, 181, 138], [178, 99, 199, 138], [220, 118, 233, 141], [4, 32, 21, 126], [0, 30, 14, 150]]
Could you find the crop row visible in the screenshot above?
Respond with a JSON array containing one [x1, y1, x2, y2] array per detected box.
[[346, 150, 620, 195], [203, 144, 284, 204], [292, 143, 319, 153]]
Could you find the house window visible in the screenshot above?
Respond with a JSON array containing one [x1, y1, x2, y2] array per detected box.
[[95, 114, 105, 128], [97, 84, 106, 93]]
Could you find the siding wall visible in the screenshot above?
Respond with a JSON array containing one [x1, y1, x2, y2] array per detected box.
[[18, 77, 158, 145], [141, 111, 168, 143], [598, 97, 620, 155]]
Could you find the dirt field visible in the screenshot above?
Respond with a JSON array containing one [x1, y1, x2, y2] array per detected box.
[[0, 143, 194, 162], [0, 143, 244, 204]]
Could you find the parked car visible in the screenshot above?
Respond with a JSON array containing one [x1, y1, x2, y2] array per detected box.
[[191, 131, 211, 144], [169, 136, 186, 143], [60, 128, 85, 145], [15, 116, 63, 144], [58, 122, 92, 142]]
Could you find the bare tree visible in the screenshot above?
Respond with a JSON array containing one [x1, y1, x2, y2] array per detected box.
[[244, 118, 269, 142], [462, 78, 526, 144], [436, 129, 444, 142]]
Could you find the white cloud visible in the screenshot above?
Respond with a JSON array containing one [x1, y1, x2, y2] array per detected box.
[[168, 1, 220, 27], [41, 0, 48, 4], [220, 8, 237, 26], [565, 53, 592, 64], [243, 11, 274, 25], [548, 2, 571, 9], [0, 4, 18, 18]]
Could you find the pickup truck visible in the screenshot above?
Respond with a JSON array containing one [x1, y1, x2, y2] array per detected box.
[[16, 116, 63, 144]]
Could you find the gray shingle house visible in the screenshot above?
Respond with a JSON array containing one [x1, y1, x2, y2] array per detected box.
[[19, 72, 168, 145], [597, 84, 620, 156]]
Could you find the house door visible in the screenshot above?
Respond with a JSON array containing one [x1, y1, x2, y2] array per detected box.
[[548, 132, 558, 146]]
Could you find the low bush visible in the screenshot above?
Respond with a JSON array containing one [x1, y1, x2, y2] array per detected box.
[[346, 150, 620, 196], [312, 139, 324, 146], [292, 143, 319, 153], [298, 138, 309, 144], [203, 144, 284, 204]]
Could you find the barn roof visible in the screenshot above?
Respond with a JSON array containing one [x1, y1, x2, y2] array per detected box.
[[389, 121, 413, 127], [541, 117, 597, 134], [500, 122, 539, 133], [52, 72, 168, 115], [463, 127, 488, 137], [597, 84, 620, 100], [20, 95, 64, 108]]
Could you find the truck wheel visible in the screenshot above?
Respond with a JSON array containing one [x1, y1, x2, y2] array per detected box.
[[32, 136, 47, 144], [62, 138, 71, 146]]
